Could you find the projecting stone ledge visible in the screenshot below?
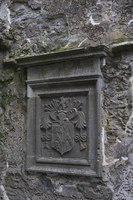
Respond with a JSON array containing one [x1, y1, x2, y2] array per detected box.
[[15, 45, 108, 67], [112, 41, 133, 54], [3, 45, 109, 69]]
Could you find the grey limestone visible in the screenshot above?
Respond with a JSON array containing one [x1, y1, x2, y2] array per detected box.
[[0, 0, 133, 200]]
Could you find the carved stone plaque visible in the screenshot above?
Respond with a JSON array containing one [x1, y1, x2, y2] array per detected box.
[[40, 96, 87, 155], [17, 47, 108, 176], [36, 92, 88, 164]]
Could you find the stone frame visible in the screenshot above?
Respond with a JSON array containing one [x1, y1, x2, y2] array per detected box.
[[15, 46, 108, 176]]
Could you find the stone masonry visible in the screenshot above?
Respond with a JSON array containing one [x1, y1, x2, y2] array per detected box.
[[0, 1, 133, 200]]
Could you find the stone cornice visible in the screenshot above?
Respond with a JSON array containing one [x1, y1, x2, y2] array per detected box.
[[4, 45, 109, 68]]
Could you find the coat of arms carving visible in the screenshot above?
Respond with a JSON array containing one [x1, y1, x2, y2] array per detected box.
[[40, 97, 87, 155]]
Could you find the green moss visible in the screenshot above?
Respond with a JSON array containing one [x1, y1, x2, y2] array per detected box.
[[109, 30, 126, 44], [53, 42, 78, 53], [1, 93, 11, 110], [19, 50, 30, 58]]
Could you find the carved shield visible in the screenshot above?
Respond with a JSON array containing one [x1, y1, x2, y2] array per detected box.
[[51, 122, 74, 155]]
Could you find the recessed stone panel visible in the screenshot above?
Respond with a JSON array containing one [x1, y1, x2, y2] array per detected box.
[[37, 92, 88, 161]]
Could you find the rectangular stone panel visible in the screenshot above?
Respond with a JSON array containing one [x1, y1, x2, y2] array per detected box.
[[26, 78, 101, 176], [20, 47, 108, 176], [36, 91, 88, 164]]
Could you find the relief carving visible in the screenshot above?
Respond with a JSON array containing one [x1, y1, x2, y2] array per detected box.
[[40, 97, 87, 155]]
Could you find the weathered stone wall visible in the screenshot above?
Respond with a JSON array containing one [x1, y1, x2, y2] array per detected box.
[[102, 50, 133, 200], [0, 0, 133, 57], [0, 1, 133, 200]]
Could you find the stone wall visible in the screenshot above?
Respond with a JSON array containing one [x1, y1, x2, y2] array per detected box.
[[0, 0, 133, 57], [0, 1, 133, 200]]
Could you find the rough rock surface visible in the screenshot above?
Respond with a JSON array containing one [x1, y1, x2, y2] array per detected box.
[[0, 1, 133, 200], [6, 0, 133, 57]]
